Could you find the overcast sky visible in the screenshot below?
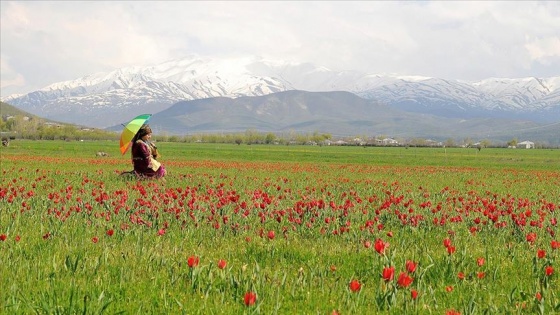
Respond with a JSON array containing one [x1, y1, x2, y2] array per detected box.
[[1, 1, 559, 97]]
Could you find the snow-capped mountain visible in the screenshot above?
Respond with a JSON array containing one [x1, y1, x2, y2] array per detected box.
[[2, 55, 559, 128], [140, 90, 560, 145]]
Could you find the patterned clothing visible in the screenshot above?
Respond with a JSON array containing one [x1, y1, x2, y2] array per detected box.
[[131, 140, 166, 178]]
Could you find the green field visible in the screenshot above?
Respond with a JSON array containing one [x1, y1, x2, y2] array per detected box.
[[5, 140, 560, 169], [1, 140, 559, 314]]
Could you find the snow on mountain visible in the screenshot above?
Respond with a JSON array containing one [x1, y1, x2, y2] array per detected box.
[[2, 55, 559, 128], [472, 77, 559, 110]]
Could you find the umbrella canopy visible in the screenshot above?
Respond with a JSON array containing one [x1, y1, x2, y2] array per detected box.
[[120, 114, 152, 155]]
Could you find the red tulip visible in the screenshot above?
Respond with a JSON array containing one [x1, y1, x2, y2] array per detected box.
[[106, 229, 114, 236], [187, 256, 200, 268], [457, 272, 465, 280], [267, 230, 275, 240], [535, 292, 542, 301], [526, 232, 536, 244], [0, 234, 6, 241], [406, 260, 417, 273], [411, 289, 418, 300], [244, 291, 257, 306], [217, 259, 227, 269], [382, 266, 395, 281], [349, 279, 361, 292], [477, 257, 485, 267], [374, 238, 389, 254], [92, 236, 99, 243], [447, 246, 456, 255], [537, 249, 546, 259], [397, 272, 413, 288], [545, 266, 554, 276]]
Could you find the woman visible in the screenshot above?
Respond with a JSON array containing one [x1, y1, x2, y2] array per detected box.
[[131, 124, 166, 178]]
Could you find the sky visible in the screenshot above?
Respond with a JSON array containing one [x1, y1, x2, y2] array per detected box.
[[1, 1, 559, 97]]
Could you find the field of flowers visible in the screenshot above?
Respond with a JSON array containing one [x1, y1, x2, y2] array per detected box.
[[1, 141, 559, 314]]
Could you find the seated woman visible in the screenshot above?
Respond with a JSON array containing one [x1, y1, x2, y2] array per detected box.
[[131, 124, 166, 179]]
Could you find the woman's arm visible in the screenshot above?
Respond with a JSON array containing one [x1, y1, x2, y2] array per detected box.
[[134, 141, 152, 160]]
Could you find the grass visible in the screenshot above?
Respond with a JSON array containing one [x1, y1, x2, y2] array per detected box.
[[0, 140, 559, 314], [5, 139, 560, 169]]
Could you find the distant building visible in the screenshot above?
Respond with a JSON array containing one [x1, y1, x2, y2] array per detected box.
[[372, 138, 399, 146], [425, 139, 443, 147], [382, 138, 399, 145], [353, 138, 366, 145], [517, 141, 534, 149]]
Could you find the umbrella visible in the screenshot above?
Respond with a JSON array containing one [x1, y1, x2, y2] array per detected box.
[[120, 114, 152, 155]]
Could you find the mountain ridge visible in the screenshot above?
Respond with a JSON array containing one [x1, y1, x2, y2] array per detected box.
[[102, 90, 558, 145], [2, 55, 559, 132]]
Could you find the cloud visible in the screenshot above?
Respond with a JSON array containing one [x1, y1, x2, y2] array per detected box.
[[0, 55, 26, 94], [525, 37, 560, 65], [1, 1, 559, 96]]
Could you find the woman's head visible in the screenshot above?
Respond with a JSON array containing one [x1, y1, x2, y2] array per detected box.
[[135, 124, 152, 141]]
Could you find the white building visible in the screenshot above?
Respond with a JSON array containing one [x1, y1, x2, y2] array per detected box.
[[517, 141, 534, 149], [382, 138, 399, 145]]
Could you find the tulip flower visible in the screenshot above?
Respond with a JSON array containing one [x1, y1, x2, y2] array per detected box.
[[187, 256, 200, 268], [349, 279, 361, 292], [382, 266, 395, 282], [244, 291, 257, 306]]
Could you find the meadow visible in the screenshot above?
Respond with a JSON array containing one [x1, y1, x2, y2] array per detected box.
[[1, 140, 559, 314]]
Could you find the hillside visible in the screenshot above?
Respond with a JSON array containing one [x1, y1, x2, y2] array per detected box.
[[1, 101, 117, 140], [118, 91, 559, 145], [1, 101, 37, 117]]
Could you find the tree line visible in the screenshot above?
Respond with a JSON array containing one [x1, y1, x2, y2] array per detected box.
[[1, 114, 555, 148], [0, 115, 117, 141]]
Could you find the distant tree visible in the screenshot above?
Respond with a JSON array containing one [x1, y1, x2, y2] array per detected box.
[[203, 134, 220, 143], [39, 126, 57, 140], [264, 133, 276, 144], [410, 138, 427, 147], [309, 131, 332, 144], [60, 125, 77, 140], [480, 139, 491, 148], [444, 138, 456, 147], [287, 130, 298, 143], [168, 135, 180, 142], [507, 138, 518, 147], [157, 132, 169, 142], [295, 133, 310, 144], [245, 129, 261, 144]]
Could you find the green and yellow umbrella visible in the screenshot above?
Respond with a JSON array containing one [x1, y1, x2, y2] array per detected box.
[[119, 114, 152, 155]]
